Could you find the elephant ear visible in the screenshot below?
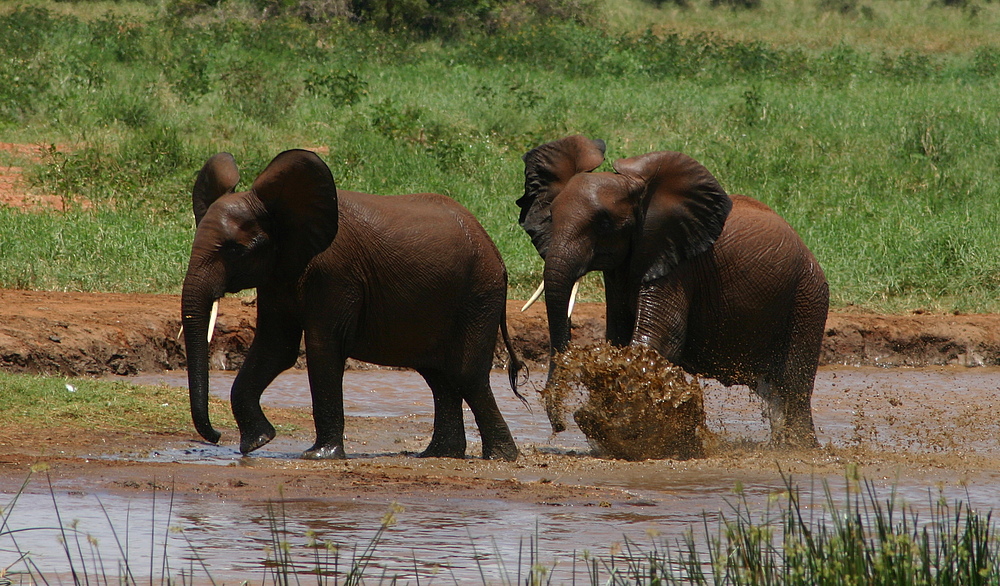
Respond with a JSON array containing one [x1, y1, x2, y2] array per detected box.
[[192, 153, 241, 226], [250, 149, 339, 274], [517, 135, 606, 258], [613, 151, 732, 284]]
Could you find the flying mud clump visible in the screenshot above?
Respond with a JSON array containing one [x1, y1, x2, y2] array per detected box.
[[546, 343, 709, 461]]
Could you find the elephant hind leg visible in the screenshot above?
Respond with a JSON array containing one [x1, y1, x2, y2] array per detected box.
[[756, 376, 818, 449], [460, 371, 518, 461], [419, 367, 518, 461], [758, 290, 826, 449], [418, 369, 468, 459]]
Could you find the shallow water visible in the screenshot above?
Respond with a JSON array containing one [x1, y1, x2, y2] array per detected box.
[[5, 366, 1000, 582]]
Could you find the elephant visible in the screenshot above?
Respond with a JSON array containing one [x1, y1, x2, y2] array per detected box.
[[182, 149, 523, 461], [516, 135, 829, 448]]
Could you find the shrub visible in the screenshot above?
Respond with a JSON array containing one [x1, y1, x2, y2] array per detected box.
[[368, 98, 424, 140], [304, 67, 368, 106], [711, 0, 762, 9], [350, 0, 594, 38], [219, 58, 302, 124], [90, 13, 147, 63], [99, 91, 156, 129], [0, 6, 57, 58], [973, 45, 1000, 77]]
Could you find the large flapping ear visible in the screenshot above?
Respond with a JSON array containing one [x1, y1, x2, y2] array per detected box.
[[517, 135, 606, 258], [192, 153, 240, 226], [251, 149, 339, 273], [613, 151, 732, 284]]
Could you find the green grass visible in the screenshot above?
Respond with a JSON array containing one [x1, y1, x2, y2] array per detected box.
[[1, 0, 999, 311], [0, 371, 233, 432]]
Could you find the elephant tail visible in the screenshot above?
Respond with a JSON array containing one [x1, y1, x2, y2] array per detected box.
[[500, 310, 530, 409]]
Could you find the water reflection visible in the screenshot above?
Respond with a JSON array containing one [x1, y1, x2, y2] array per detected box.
[[0, 481, 756, 582]]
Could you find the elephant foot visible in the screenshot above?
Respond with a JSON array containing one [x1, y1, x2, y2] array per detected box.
[[419, 443, 466, 459], [482, 441, 519, 462], [769, 429, 819, 450], [301, 443, 346, 460], [239, 426, 276, 455]]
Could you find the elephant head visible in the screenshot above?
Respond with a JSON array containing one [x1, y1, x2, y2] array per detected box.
[[181, 149, 339, 444], [517, 136, 733, 410]]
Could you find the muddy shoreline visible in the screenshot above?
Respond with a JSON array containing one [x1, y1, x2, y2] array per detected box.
[[3, 289, 1000, 377], [7, 285, 1000, 579]]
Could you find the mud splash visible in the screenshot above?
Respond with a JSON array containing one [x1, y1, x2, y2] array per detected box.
[[547, 343, 708, 461]]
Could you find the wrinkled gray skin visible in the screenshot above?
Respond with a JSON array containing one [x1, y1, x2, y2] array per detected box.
[[517, 136, 829, 448], [182, 149, 521, 461]]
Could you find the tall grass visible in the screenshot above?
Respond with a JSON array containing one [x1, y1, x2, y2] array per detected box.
[[1, 0, 999, 310], [4, 470, 999, 583]]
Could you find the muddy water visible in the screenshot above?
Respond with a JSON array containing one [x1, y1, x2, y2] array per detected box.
[[5, 366, 1000, 582]]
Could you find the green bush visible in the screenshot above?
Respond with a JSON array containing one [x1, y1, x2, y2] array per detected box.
[[219, 58, 302, 123], [90, 13, 148, 62], [304, 67, 369, 105], [0, 6, 58, 58]]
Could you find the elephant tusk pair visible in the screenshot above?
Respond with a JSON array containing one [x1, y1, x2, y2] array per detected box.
[[520, 280, 581, 319], [177, 299, 221, 343]]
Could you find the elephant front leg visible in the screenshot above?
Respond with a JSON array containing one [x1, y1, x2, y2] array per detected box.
[[631, 280, 689, 362], [603, 268, 637, 347], [231, 323, 302, 455]]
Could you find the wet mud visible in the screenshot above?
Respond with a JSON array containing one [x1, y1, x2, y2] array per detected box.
[[4, 366, 1000, 581], [5, 289, 1000, 580]]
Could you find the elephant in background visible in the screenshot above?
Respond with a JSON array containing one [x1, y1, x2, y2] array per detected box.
[[182, 149, 522, 461], [517, 135, 828, 448]]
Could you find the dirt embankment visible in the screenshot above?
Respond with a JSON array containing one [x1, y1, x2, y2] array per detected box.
[[2, 288, 1000, 377]]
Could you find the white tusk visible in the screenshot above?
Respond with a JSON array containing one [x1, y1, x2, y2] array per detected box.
[[521, 280, 546, 312], [177, 298, 222, 342], [567, 280, 580, 319], [207, 299, 220, 343]]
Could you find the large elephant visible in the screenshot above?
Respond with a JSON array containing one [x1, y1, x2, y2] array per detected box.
[[182, 149, 522, 461], [517, 135, 828, 448]]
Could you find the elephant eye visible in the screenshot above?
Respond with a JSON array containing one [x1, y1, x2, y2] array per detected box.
[[595, 211, 616, 236], [220, 240, 249, 258]]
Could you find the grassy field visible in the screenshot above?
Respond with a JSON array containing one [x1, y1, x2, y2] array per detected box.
[[0, 0, 998, 311], [0, 371, 233, 432]]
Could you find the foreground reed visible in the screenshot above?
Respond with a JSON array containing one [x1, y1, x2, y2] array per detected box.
[[1, 467, 997, 584]]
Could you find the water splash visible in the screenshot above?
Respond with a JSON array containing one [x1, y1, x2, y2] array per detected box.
[[546, 343, 710, 460]]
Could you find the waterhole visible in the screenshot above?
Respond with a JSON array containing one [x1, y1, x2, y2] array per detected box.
[[5, 366, 1000, 581]]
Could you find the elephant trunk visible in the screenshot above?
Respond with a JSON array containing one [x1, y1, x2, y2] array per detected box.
[[181, 263, 225, 444], [541, 253, 589, 433]]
